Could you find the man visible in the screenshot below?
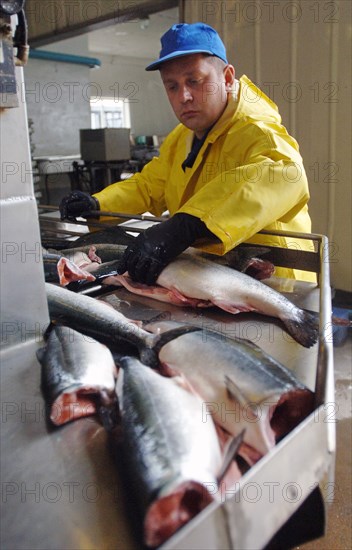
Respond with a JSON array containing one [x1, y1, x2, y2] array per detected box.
[[60, 22, 314, 284]]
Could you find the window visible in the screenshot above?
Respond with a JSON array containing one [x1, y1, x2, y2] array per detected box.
[[90, 98, 131, 129]]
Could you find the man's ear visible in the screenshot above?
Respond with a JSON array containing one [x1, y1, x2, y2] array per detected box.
[[224, 64, 235, 91]]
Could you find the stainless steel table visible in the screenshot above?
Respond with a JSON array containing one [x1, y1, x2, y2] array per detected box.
[[0, 235, 335, 550]]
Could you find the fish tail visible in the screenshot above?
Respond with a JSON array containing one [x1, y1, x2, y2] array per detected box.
[[283, 309, 319, 348]]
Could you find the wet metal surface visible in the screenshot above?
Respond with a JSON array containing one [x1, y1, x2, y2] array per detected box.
[[0, 276, 336, 549]]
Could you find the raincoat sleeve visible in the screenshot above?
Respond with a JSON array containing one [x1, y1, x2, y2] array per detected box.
[[92, 137, 173, 217], [178, 127, 310, 254]]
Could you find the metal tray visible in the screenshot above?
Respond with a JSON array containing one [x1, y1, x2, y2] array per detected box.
[[0, 230, 335, 550]]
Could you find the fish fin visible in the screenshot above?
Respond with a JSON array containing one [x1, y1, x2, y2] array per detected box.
[[157, 285, 210, 307], [213, 300, 255, 314], [36, 347, 45, 364], [140, 326, 201, 369], [153, 326, 202, 355], [43, 321, 56, 340], [217, 430, 245, 483], [225, 375, 258, 419], [282, 309, 319, 348], [98, 402, 120, 432]]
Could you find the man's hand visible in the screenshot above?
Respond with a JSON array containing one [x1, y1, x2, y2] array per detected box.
[[59, 191, 99, 221], [123, 213, 216, 285]]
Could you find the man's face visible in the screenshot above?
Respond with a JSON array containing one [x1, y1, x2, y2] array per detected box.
[[160, 54, 235, 139]]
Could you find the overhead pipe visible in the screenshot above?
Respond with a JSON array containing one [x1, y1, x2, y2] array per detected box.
[[29, 49, 101, 68]]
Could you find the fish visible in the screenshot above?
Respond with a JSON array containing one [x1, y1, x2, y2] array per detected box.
[[201, 245, 275, 280], [43, 252, 70, 282], [66, 242, 274, 278], [37, 325, 117, 426], [47, 244, 125, 267], [64, 225, 135, 247], [156, 254, 319, 348], [43, 253, 96, 286], [66, 258, 127, 292], [114, 355, 234, 548], [145, 320, 315, 461], [51, 240, 272, 289], [43, 244, 127, 289], [45, 283, 199, 367], [41, 236, 77, 251], [104, 251, 319, 348], [58, 243, 128, 264], [58, 247, 102, 270], [223, 246, 275, 280]]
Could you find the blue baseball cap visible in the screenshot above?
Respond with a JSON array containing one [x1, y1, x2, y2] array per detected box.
[[145, 22, 228, 71]]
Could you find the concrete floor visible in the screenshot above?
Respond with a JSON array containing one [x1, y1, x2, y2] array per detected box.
[[297, 335, 352, 550]]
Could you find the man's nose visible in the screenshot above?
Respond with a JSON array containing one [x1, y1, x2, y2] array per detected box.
[[179, 86, 193, 103]]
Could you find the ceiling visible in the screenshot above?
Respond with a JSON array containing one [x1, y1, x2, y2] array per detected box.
[[87, 7, 179, 59]]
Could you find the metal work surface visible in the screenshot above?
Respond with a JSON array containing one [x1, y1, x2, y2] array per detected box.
[[0, 225, 335, 550], [0, 340, 139, 550], [1, 282, 334, 549]]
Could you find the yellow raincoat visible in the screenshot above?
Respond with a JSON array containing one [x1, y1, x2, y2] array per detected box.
[[94, 75, 315, 281]]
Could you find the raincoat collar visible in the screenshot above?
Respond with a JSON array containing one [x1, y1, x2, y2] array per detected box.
[[205, 77, 241, 143]]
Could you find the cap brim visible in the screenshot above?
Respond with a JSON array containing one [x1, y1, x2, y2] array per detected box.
[[145, 49, 217, 71]]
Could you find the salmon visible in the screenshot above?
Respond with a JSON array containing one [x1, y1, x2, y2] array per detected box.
[[43, 253, 96, 286], [45, 283, 199, 367], [104, 251, 319, 348], [145, 320, 315, 462], [49, 241, 319, 347], [114, 355, 225, 547], [37, 325, 117, 426]]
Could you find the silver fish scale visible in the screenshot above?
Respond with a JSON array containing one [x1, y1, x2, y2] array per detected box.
[[117, 357, 222, 504]]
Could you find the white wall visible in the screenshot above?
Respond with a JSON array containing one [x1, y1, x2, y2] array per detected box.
[[23, 52, 178, 156], [88, 53, 178, 138], [24, 58, 91, 157]]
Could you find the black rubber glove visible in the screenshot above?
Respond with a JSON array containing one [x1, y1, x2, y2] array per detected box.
[[59, 191, 99, 221], [123, 213, 216, 285]]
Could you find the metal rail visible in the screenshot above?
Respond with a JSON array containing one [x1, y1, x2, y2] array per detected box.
[[38, 207, 322, 272], [38, 204, 168, 223]]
